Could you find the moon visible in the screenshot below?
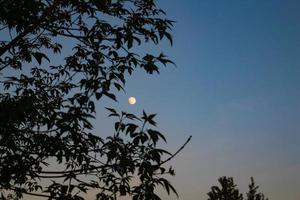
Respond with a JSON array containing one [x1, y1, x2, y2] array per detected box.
[[128, 97, 136, 105]]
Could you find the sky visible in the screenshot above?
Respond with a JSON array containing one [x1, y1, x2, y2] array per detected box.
[[96, 0, 300, 200], [2, 0, 299, 200]]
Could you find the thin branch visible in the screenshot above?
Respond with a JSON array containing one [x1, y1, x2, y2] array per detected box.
[[35, 164, 112, 175], [159, 135, 192, 166], [35, 174, 71, 178], [31, 136, 192, 175], [0, 25, 8, 31], [43, 27, 87, 40]]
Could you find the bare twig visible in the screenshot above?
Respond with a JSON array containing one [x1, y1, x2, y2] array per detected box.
[[160, 135, 192, 165]]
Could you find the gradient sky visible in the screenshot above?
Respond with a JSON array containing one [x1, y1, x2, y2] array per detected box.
[[95, 1, 300, 200]]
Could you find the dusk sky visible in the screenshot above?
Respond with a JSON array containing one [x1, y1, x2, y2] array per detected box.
[[95, 0, 300, 200]]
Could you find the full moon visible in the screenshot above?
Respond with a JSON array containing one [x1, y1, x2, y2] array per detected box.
[[128, 97, 136, 105]]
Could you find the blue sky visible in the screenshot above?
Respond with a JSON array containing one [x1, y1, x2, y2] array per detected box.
[[96, 0, 300, 199]]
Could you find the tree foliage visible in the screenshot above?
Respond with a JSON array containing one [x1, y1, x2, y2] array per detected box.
[[0, 0, 189, 199], [207, 177, 268, 200]]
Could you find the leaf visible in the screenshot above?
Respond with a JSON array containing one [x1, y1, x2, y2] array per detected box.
[[32, 52, 50, 65], [159, 178, 178, 197], [115, 122, 120, 132], [105, 92, 117, 101], [126, 123, 138, 135], [164, 32, 173, 45], [105, 107, 117, 114], [147, 129, 159, 145], [148, 129, 166, 143], [95, 92, 102, 100], [142, 112, 157, 126], [114, 82, 124, 91]]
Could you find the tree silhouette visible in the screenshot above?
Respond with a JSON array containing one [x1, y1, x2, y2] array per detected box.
[[207, 177, 268, 200], [207, 177, 243, 200], [246, 177, 268, 200], [0, 0, 190, 199]]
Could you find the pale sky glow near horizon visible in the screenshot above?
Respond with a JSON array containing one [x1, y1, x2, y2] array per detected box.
[[96, 0, 300, 200]]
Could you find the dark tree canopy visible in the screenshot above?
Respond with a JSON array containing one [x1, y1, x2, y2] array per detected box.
[[0, 0, 190, 199], [207, 177, 269, 200]]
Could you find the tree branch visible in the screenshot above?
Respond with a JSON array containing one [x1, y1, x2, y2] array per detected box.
[[159, 135, 192, 166]]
